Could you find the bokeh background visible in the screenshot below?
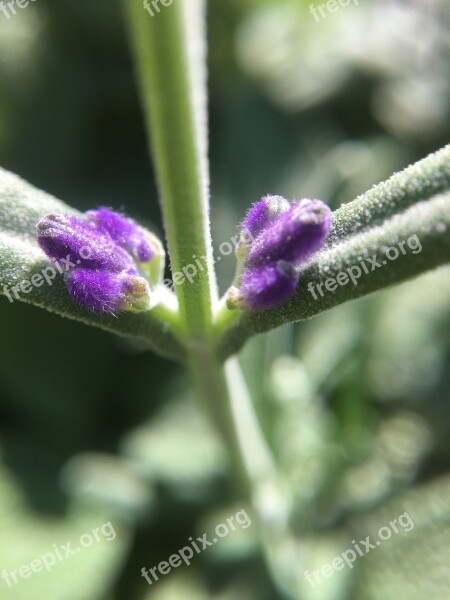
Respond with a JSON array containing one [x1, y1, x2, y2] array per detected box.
[[0, 0, 449, 598]]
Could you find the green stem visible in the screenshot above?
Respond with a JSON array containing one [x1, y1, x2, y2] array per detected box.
[[188, 348, 289, 526], [125, 0, 216, 341], [124, 0, 287, 520], [189, 350, 309, 600], [125, 6, 293, 590]]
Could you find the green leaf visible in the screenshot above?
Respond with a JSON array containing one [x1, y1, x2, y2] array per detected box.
[[0, 449, 131, 600], [352, 475, 450, 600], [0, 168, 185, 361], [120, 395, 226, 498], [216, 144, 450, 358], [124, 0, 217, 342]]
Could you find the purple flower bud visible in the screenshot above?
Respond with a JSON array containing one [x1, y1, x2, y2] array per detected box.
[[86, 207, 163, 264], [241, 195, 291, 239], [36, 209, 164, 315], [247, 199, 332, 267], [228, 196, 332, 312], [66, 269, 151, 314], [37, 213, 135, 272], [227, 261, 299, 311]]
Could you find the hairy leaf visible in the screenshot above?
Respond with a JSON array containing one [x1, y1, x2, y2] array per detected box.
[[216, 144, 450, 358]]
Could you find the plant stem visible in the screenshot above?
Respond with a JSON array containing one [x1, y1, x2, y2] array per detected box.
[[188, 346, 289, 525], [124, 0, 286, 517], [125, 0, 216, 341], [189, 349, 305, 599]]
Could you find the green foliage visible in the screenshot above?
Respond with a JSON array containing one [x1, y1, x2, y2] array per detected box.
[[216, 145, 450, 357], [0, 454, 131, 600], [1, 148, 449, 361], [0, 1, 449, 599]]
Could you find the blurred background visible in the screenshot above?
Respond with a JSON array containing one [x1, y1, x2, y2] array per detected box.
[[0, 0, 449, 598]]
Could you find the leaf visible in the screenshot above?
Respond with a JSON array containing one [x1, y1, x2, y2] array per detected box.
[[216, 144, 450, 358], [0, 448, 131, 600], [120, 395, 226, 498], [351, 475, 450, 600], [0, 168, 184, 360]]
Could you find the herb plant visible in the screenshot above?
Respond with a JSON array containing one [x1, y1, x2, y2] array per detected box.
[[0, 1, 449, 598]]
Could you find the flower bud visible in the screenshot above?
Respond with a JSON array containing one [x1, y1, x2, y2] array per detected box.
[[247, 199, 332, 267], [241, 195, 291, 239], [237, 195, 291, 259], [85, 208, 163, 262], [227, 196, 332, 312], [37, 213, 134, 272], [227, 261, 299, 311], [66, 269, 151, 314], [36, 208, 164, 315], [86, 208, 165, 287]]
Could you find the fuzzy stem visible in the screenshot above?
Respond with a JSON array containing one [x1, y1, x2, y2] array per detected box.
[[125, 0, 217, 342], [188, 347, 289, 528]]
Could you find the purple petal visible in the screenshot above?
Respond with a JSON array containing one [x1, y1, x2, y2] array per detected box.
[[36, 213, 135, 272], [239, 261, 299, 310], [86, 207, 161, 263], [241, 195, 291, 240], [247, 199, 332, 267], [66, 269, 151, 314]]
